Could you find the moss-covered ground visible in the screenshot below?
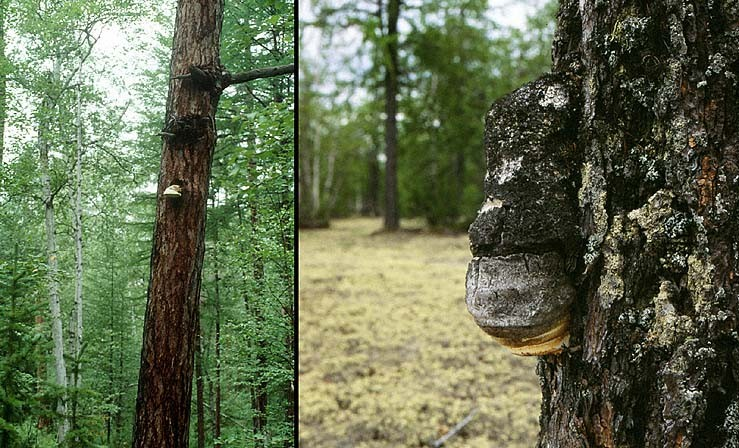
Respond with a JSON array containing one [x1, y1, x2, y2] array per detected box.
[[299, 218, 541, 447]]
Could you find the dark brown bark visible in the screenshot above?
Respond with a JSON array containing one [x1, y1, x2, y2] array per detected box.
[[131, 0, 223, 446], [361, 142, 381, 216], [469, 1, 739, 447], [382, 0, 400, 230], [132, 2, 294, 446]]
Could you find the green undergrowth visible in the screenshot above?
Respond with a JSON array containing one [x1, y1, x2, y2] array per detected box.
[[299, 218, 541, 447]]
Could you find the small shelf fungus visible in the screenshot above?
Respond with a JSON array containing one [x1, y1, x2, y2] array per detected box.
[[465, 74, 581, 356], [162, 184, 182, 198]]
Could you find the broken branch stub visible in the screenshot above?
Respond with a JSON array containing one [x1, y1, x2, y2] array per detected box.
[[466, 74, 582, 356]]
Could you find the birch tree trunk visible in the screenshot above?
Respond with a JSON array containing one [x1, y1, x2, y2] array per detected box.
[[469, 1, 739, 446], [38, 65, 70, 444], [214, 265, 222, 448], [0, 0, 7, 165], [195, 310, 205, 448], [71, 75, 84, 391]]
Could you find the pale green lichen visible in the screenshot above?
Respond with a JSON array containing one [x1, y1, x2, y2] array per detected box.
[[687, 253, 716, 317], [723, 399, 739, 448], [648, 280, 694, 347], [579, 161, 609, 266], [627, 189, 675, 244], [596, 214, 625, 308]]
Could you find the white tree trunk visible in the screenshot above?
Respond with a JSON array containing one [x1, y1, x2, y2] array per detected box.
[[71, 74, 84, 389], [39, 60, 69, 442]]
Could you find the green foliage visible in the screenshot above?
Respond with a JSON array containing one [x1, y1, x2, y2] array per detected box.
[[0, 252, 45, 448], [399, 1, 557, 229], [2, 0, 294, 444]]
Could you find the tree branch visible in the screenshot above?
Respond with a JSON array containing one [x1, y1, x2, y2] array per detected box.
[[224, 63, 294, 88], [429, 408, 478, 448]]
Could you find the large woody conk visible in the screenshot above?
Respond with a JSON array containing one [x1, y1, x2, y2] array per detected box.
[[465, 74, 582, 356]]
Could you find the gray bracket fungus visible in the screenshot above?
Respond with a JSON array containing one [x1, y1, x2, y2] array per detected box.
[[466, 74, 582, 356]]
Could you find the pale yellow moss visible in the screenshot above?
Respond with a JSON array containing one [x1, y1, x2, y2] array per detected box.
[[299, 218, 540, 447]]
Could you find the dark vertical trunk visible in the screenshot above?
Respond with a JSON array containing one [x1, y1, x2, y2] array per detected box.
[[277, 202, 295, 447], [196, 307, 205, 448], [131, 0, 224, 446], [469, 1, 739, 447], [383, 0, 400, 230], [361, 143, 381, 216], [248, 193, 268, 447]]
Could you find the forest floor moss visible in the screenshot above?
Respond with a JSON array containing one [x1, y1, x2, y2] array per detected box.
[[299, 218, 541, 447]]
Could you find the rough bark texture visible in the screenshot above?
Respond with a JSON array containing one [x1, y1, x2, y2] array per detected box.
[[132, 0, 223, 446], [383, 0, 400, 230], [470, 1, 739, 446]]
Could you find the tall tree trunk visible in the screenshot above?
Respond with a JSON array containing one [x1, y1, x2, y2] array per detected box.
[[0, 0, 7, 165], [361, 143, 380, 216], [468, 1, 739, 446], [106, 242, 114, 446], [132, 1, 224, 445], [196, 307, 205, 448], [248, 187, 268, 447], [39, 67, 70, 444], [214, 267, 221, 448], [277, 208, 294, 448], [382, 0, 400, 231], [70, 78, 84, 433], [131, 1, 292, 444], [212, 215, 222, 448]]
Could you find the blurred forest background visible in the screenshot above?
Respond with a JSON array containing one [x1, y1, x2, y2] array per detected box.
[[299, 0, 558, 446], [299, 0, 556, 231], [0, 0, 293, 446]]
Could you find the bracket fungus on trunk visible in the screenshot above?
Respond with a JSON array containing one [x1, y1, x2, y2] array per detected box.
[[466, 74, 582, 356]]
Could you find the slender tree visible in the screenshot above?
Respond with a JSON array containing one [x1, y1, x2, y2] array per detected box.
[[38, 60, 71, 444], [195, 307, 205, 448], [248, 186, 267, 446], [131, 0, 293, 445], [0, 0, 7, 165], [382, 0, 400, 230]]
